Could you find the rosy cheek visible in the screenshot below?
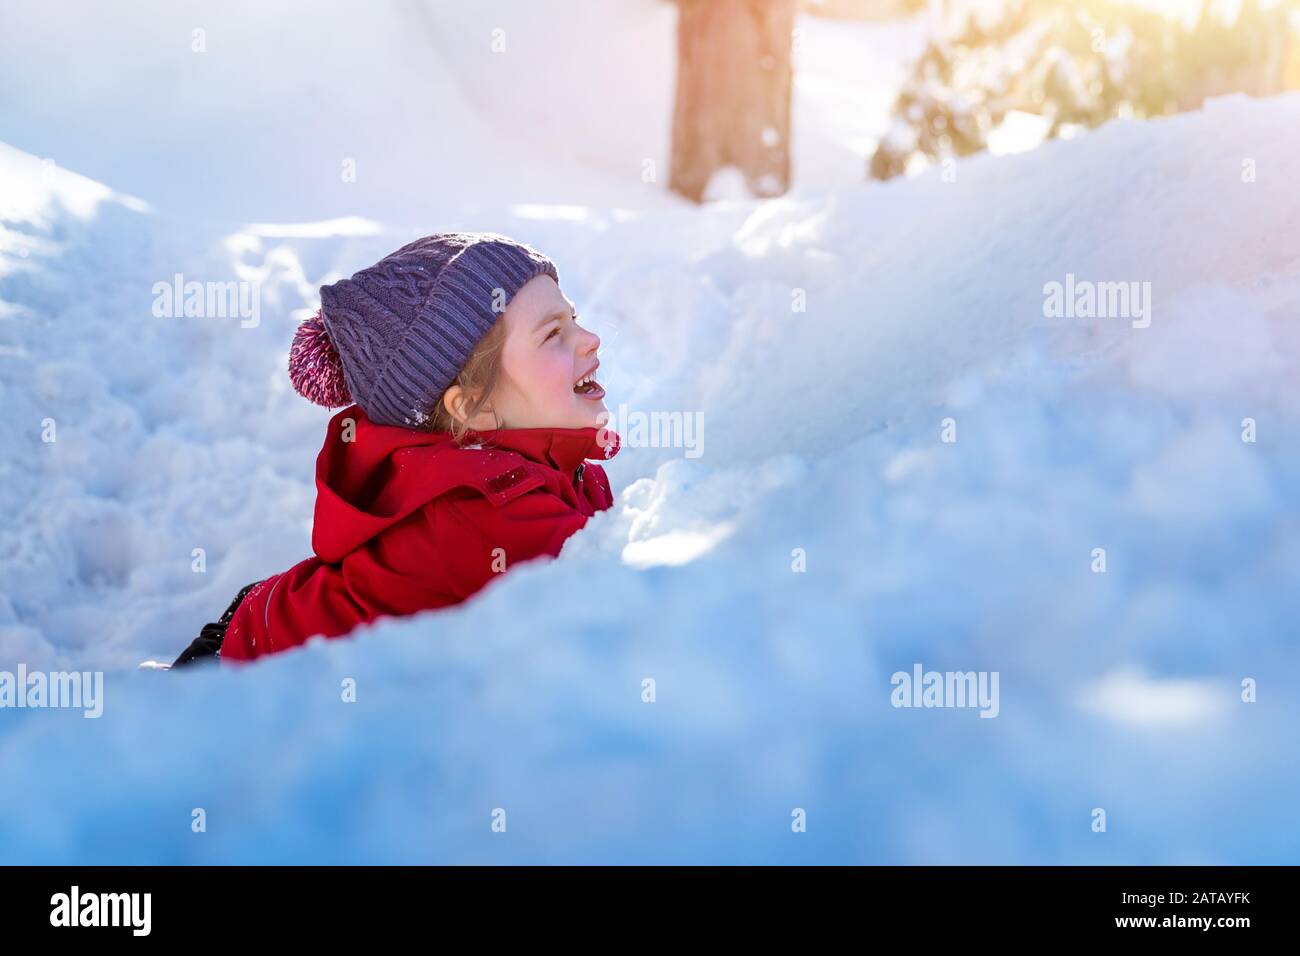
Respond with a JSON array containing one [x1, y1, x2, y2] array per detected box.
[[551, 362, 576, 394]]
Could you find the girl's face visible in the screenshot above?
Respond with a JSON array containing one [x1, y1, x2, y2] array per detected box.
[[451, 274, 607, 431]]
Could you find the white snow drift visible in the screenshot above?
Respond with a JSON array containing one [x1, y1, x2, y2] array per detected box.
[[1, 68, 1297, 862]]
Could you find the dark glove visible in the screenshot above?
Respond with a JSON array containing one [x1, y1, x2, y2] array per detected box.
[[171, 580, 264, 669]]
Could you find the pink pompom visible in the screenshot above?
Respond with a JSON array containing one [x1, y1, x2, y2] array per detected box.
[[288, 310, 352, 407]]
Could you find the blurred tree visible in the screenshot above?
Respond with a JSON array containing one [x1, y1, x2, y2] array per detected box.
[[870, 0, 1300, 180], [669, 0, 796, 202]]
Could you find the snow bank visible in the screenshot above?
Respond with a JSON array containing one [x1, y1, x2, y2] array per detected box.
[[0, 0, 683, 226], [1, 90, 1298, 863]]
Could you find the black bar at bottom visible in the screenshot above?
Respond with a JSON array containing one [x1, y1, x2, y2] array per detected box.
[[0, 865, 1285, 939]]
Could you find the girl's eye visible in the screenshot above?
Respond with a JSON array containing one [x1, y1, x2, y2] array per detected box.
[[544, 327, 560, 342]]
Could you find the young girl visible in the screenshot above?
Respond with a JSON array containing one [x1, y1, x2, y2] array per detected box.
[[170, 231, 618, 667]]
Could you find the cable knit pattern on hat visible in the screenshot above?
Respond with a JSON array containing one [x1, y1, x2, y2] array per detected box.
[[309, 232, 560, 428]]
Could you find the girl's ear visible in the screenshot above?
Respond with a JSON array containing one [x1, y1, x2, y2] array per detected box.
[[443, 384, 497, 429], [442, 385, 470, 426]]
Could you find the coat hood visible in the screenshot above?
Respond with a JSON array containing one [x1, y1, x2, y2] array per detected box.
[[311, 405, 621, 564]]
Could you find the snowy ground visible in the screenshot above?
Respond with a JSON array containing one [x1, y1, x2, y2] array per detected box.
[[1, 1, 1297, 863]]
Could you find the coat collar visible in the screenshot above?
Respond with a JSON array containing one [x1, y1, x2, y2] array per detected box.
[[312, 407, 620, 564], [460, 424, 621, 475]]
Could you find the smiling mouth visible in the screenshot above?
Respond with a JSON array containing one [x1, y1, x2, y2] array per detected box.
[[574, 365, 605, 399]]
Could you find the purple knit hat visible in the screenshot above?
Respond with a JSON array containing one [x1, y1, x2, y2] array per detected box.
[[289, 231, 560, 428]]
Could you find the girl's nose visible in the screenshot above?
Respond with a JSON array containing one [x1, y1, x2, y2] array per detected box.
[[580, 327, 600, 352]]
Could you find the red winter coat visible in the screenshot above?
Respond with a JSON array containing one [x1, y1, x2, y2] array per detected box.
[[221, 405, 621, 663]]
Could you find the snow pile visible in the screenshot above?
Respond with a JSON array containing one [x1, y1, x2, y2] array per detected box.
[[0, 0, 682, 226], [2, 85, 1299, 862]]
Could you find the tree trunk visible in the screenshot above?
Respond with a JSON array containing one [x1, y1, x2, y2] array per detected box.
[[669, 0, 796, 203]]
